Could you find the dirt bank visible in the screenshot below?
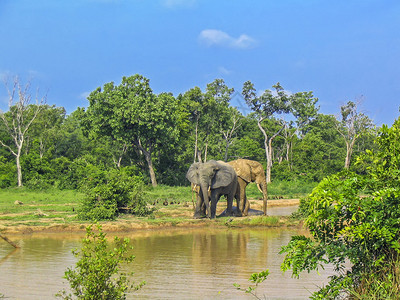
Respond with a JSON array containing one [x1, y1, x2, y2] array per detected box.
[[0, 199, 300, 235]]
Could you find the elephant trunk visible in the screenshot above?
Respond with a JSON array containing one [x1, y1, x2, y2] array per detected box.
[[259, 182, 268, 215], [201, 183, 211, 218]]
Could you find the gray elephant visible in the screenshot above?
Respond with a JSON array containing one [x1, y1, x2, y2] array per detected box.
[[186, 160, 240, 219]]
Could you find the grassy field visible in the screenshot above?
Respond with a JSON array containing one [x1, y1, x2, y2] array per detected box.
[[0, 181, 313, 231]]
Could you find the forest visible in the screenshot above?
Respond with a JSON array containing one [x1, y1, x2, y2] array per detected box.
[[0, 74, 377, 191]]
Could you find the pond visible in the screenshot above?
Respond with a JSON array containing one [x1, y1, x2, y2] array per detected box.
[[0, 208, 335, 299]]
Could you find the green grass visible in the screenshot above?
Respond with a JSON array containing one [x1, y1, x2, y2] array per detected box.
[[0, 187, 84, 221], [226, 216, 280, 227], [246, 180, 316, 200], [144, 185, 192, 203], [0, 182, 311, 227]]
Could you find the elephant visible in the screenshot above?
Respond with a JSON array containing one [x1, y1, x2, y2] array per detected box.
[[186, 160, 241, 219], [227, 159, 268, 216]]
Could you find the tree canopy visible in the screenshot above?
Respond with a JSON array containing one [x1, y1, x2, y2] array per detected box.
[[0, 74, 379, 189]]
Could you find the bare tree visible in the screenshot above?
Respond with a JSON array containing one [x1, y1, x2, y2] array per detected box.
[[221, 107, 242, 161], [0, 77, 46, 186], [336, 99, 373, 169]]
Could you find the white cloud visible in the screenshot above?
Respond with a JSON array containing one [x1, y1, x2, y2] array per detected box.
[[218, 66, 232, 75], [79, 91, 91, 100], [199, 29, 256, 49]]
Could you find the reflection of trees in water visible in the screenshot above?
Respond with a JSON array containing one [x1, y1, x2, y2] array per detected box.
[[127, 228, 296, 281], [190, 229, 299, 276], [191, 230, 271, 275]]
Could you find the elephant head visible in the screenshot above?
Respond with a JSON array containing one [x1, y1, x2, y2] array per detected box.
[[186, 160, 238, 218]]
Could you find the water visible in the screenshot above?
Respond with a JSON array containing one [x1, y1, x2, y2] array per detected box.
[[0, 208, 335, 299]]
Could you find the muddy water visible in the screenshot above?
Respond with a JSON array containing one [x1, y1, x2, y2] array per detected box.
[[0, 209, 335, 299]]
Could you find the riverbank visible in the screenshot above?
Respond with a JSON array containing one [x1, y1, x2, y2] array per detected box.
[[0, 199, 301, 235]]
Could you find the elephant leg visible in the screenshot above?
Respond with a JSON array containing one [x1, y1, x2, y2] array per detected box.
[[239, 181, 248, 214], [193, 193, 207, 219], [210, 197, 218, 219], [243, 193, 250, 216], [235, 199, 242, 217], [234, 190, 242, 217], [238, 183, 247, 215], [226, 194, 234, 216]]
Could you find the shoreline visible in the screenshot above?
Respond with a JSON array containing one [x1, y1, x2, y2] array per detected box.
[[0, 199, 300, 235]]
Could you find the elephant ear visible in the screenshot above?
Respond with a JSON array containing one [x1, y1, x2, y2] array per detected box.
[[186, 162, 201, 185], [211, 162, 235, 189]]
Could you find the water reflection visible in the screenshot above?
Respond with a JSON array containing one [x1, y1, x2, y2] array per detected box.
[[129, 228, 330, 299], [0, 226, 333, 299]]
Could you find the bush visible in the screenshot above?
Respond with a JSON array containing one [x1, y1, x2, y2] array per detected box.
[[280, 118, 400, 298], [78, 168, 152, 221], [57, 224, 145, 299], [0, 156, 16, 188]]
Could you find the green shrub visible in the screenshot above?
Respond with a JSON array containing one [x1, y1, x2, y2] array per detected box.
[[280, 118, 400, 298], [0, 156, 16, 188], [57, 224, 145, 299], [234, 270, 270, 299], [78, 168, 152, 221]]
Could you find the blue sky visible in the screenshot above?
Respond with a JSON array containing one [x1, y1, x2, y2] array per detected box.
[[1, 0, 399, 125]]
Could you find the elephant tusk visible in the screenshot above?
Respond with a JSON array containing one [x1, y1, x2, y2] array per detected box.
[[208, 186, 211, 197], [257, 183, 263, 194]]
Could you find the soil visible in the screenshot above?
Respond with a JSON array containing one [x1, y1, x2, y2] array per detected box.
[[0, 199, 299, 235]]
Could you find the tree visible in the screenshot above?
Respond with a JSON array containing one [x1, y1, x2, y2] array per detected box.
[[280, 117, 400, 298], [221, 106, 242, 161], [85, 74, 188, 187], [242, 82, 291, 183], [289, 114, 344, 182], [204, 79, 235, 161], [0, 77, 46, 186], [27, 105, 66, 158], [183, 79, 234, 163], [336, 100, 374, 169], [182, 86, 204, 163]]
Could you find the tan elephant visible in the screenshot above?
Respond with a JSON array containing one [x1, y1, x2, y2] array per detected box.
[[227, 159, 268, 216]]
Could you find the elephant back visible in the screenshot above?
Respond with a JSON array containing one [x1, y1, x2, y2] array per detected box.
[[227, 159, 252, 183]]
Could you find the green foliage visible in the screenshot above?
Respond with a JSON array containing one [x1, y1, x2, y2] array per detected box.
[[84, 74, 189, 186], [0, 74, 378, 191], [280, 118, 400, 299], [289, 114, 346, 182], [78, 168, 152, 221], [246, 180, 316, 199], [57, 224, 145, 299], [0, 156, 16, 187], [234, 270, 270, 299]]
